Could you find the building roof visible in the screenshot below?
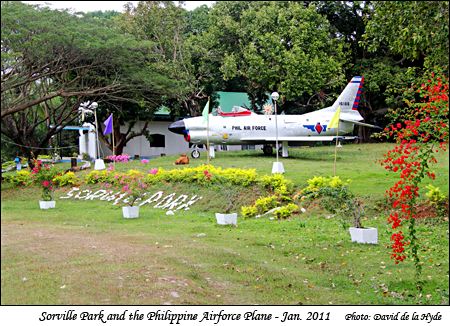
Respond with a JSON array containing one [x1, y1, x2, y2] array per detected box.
[[154, 92, 272, 119], [215, 91, 253, 112]]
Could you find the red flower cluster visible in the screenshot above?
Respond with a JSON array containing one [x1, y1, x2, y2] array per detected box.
[[31, 160, 43, 174], [381, 72, 449, 265], [391, 232, 406, 263], [42, 180, 52, 189], [204, 170, 212, 181], [31, 162, 59, 201]]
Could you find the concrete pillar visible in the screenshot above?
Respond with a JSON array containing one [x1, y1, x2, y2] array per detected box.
[[209, 145, 215, 158], [79, 123, 97, 160], [79, 129, 87, 157], [282, 141, 289, 157]]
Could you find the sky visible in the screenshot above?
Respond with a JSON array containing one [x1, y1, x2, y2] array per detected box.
[[22, 1, 214, 12]]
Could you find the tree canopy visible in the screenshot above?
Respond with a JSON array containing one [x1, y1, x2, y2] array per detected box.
[[1, 1, 180, 159]]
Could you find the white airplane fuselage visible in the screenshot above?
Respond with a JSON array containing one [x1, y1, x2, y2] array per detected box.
[[168, 76, 372, 156], [185, 109, 355, 145]]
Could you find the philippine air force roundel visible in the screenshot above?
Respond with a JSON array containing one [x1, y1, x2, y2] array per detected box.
[[303, 123, 327, 134]]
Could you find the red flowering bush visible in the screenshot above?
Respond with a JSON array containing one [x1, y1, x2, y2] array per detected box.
[[203, 170, 212, 181], [380, 71, 448, 278], [31, 162, 60, 201], [121, 177, 148, 206]]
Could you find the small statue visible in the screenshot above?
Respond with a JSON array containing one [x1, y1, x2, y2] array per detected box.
[[174, 154, 189, 165]]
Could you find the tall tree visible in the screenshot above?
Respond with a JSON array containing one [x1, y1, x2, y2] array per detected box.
[[363, 1, 449, 71], [1, 1, 178, 160], [197, 1, 347, 113], [1, 2, 120, 118], [118, 1, 209, 117], [361, 1, 449, 140]]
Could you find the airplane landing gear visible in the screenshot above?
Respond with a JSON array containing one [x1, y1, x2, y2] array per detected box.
[[191, 149, 200, 159], [262, 145, 273, 155]]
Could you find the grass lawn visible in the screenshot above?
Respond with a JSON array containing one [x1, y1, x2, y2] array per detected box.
[[1, 143, 448, 305]]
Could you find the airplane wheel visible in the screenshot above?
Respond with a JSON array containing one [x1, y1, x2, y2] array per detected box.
[[262, 145, 273, 155], [191, 149, 200, 159]]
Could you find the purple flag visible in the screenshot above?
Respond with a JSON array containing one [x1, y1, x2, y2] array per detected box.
[[103, 113, 113, 135]]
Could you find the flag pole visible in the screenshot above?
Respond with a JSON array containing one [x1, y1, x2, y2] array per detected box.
[[112, 114, 115, 169], [333, 119, 339, 176], [206, 96, 210, 165]]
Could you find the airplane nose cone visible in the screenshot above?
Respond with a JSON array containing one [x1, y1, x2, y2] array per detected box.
[[168, 120, 186, 135]]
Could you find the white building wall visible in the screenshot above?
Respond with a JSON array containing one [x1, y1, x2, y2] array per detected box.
[[98, 120, 190, 158], [87, 120, 260, 159]]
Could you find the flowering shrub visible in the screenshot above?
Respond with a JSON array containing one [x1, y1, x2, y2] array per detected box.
[[85, 170, 114, 184], [84, 165, 275, 189], [259, 174, 294, 195], [241, 198, 298, 220], [240, 195, 279, 218], [52, 171, 81, 187], [380, 71, 448, 278], [203, 169, 212, 181], [241, 205, 258, 218], [254, 195, 278, 214], [298, 176, 363, 229], [145, 165, 258, 187], [141, 159, 149, 164], [31, 164, 60, 201], [106, 154, 130, 163], [274, 203, 299, 219], [126, 169, 144, 178], [121, 177, 148, 206], [425, 185, 446, 205], [425, 185, 448, 218], [4, 170, 33, 186], [299, 176, 349, 196]]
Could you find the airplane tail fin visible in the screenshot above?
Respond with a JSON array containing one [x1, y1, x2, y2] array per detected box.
[[332, 76, 364, 120]]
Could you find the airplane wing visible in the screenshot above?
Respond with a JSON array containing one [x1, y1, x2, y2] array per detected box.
[[340, 118, 382, 129], [241, 136, 358, 142]]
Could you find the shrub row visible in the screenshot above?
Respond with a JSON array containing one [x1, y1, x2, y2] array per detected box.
[[85, 165, 266, 188]]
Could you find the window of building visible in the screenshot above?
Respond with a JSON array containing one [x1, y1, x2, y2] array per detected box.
[[149, 134, 165, 147]]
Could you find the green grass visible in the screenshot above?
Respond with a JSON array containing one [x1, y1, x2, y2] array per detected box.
[[1, 143, 449, 305], [88, 143, 448, 198]]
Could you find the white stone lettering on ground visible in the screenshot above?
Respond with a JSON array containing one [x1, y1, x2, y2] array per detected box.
[[59, 187, 79, 199], [139, 191, 163, 206], [176, 195, 203, 211], [86, 190, 107, 200], [154, 193, 176, 209], [60, 187, 201, 211], [99, 191, 114, 201], [165, 195, 188, 210], [75, 189, 91, 199]]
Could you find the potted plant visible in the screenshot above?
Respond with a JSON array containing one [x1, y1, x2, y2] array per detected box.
[[121, 177, 147, 218], [346, 199, 378, 245], [216, 212, 238, 226], [31, 162, 60, 209], [215, 186, 238, 226], [300, 177, 377, 244]]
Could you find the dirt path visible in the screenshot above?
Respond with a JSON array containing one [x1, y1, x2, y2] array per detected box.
[[1, 221, 232, 305]]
